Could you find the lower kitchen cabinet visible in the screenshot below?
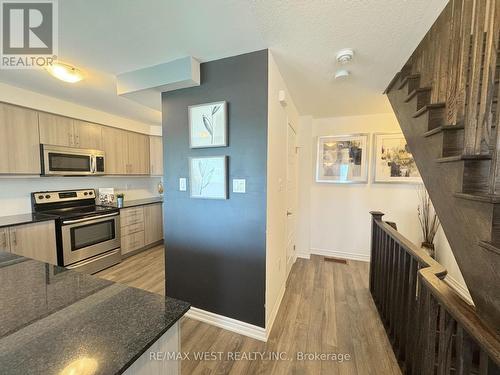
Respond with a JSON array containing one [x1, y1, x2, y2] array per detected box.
[[0, 228, 10, 252], [120, 203, 163, 257], [144, 203, 163, 244], [8, 221, 57, 265]]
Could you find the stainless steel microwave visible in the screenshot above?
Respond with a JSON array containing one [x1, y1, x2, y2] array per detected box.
[[41, 145, 105, 176]]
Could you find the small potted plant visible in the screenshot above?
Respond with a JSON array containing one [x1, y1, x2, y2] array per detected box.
[[116, 193, 125, 208], [417, 185, 440, 258]]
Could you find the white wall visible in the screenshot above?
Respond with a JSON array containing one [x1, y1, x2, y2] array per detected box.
[[266, 52, 299, 333], [296, 111, 468, 291]]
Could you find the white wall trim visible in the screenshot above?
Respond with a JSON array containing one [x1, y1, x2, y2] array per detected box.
[[310, 247, 370, 262], [296, 252, 310, 259], [444, 276, 474, 306], [266, 281, 286, 337], [185, 307, 267, 342]]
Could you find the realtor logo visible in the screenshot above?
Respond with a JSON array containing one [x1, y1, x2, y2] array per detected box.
[[1, 0, 58, 69]]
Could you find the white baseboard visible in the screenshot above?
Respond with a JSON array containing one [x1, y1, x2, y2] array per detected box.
[[444, 276, 474, 306], [296, 252, 310, 259], [185, 307, 267, 342], [266, 281, 286, 337], [310, 248, 370, 262]]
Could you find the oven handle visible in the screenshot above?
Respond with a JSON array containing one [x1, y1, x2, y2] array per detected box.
[[62, 212, 119, 225]]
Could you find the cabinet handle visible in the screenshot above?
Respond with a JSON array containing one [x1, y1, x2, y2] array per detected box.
[[11, 230, 17, 247], [75, 135, 80, 146]]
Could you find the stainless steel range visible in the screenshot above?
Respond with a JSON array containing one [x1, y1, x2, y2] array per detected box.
[[32, 189, 121, 274]]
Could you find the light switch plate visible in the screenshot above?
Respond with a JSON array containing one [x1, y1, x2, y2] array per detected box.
[[179, 178, 187, 192], [232, 179, 246, 193]]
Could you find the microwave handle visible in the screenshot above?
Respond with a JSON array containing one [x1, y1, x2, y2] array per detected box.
[[91, 155, 96, 173]]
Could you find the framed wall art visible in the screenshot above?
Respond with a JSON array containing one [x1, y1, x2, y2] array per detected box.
[[189, 156, 228, 199], [372, 133, 421, 183], [316, 134, 369, 183], [189, 101, 227, 148]]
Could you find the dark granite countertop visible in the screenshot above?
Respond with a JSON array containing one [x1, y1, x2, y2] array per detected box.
[[100, 197, 163, 209], [0, 212, 58, 229], [0, 252, 190, 375]]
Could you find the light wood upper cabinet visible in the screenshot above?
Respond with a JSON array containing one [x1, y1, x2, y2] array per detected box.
[[144, 203, 163, 245], [102, 126, 128, 175], [39, 112, 75, 147], [73, 120, 102, 149], [127, 132, 150, 175], [150, 136, 163, 176], [9, 221, 57, 265], [0, 103, 41, 174]]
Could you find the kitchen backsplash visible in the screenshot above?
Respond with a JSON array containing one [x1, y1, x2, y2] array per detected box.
[[0, 176, 162, 216]]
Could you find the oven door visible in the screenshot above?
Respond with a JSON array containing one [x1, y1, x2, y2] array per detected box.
[[61, 213, 120, 266], [42, 145, 95, 176]]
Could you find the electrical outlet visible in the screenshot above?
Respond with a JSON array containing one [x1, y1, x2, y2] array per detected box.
[[179, 178, 187, 192], [232, 179, 246, 193]]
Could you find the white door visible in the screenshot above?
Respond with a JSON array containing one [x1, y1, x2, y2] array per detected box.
[[286, 122, 298, 275]]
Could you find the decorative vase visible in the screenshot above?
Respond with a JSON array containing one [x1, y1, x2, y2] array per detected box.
[[421, 242, 435, 258], [116, 197, 124, 208]]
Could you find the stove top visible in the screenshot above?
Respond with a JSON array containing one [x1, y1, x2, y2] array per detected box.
[[41, 205, 119, 220], [31, 189, 119, 220]]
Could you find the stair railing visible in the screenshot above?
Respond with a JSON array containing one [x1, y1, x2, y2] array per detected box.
[[402, 0, 499, 157], [370, 211, 500, 374]]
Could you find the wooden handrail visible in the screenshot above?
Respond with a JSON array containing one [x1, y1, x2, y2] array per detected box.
[[370, 212, 500, 374]]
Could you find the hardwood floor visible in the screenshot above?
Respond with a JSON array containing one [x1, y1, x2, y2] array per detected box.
[[97, 248, 401, 375]]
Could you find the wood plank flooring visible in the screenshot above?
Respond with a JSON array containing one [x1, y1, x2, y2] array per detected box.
[[96, 247, 401, 375]]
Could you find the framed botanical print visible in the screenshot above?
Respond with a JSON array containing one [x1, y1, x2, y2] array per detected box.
[[188, 101, 227, 148], [373, 133, 421, 183], [189, 156, 228, 199], [316, 134, 369, 183]]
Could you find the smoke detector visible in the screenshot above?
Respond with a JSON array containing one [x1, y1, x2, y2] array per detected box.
[[336, 49, 354, 64]]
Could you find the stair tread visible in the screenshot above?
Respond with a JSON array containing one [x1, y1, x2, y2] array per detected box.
[[478, 241, 500, 255], [413, 103, 446, 118], [405, 86, 432, 103], [398, 73, 420, 90], [454, 192, 500, 203], [436, 154, 491, 163], [423, 124, 464, 137], [383, 72, 401, 94]]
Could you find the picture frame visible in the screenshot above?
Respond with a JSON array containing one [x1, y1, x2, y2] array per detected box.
[[316, 134, 369, 184], [188, 101, 228, 148], [372, 133, 421, 184], [189, 156, 228, 199]]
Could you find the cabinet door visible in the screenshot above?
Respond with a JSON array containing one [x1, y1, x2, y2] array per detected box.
[[39, 112, 75, 147], [101, 126, 128, 174], [149, 136, 163, 176], [0, 103, 41, 174], [128, 132, 150, 175], [9, 221, 57, 264], [73, 120, 102, 149], [144, 203, 163, 245], [0, 228, 10, 252]]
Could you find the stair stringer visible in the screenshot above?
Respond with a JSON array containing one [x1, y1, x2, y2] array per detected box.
[[387, 79, 500, 333]]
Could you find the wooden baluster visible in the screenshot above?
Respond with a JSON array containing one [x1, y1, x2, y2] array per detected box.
[[437, 307, 455, 375], [388, 237, 396, 338], [478, 349, 490, 375], [464, 0, 488, 154], [382, 234, 389, 321], [395, 244, 405, 358], [421, 287, 439, 375], [405, 257, 418, 374], [399, 250, 411, 362], [447, 0, 465, 125], [456, 326, 474, 374]]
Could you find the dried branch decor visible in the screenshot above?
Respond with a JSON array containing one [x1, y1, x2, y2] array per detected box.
[[417, 185, 440, 257]]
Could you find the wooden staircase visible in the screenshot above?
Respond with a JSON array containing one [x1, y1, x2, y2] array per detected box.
[[385, 0, 500, 333]]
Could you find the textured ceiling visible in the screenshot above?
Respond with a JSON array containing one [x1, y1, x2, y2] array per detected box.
[[0, 0, 447, 125]]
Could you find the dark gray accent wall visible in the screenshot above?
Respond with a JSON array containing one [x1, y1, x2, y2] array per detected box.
[[162, 50, 268, 327]]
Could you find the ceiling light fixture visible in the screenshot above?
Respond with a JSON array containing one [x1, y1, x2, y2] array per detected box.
[[45, 62, 84, 83], [336, 49, 354, 64]]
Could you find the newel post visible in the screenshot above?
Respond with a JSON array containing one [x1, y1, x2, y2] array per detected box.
[[369, 211, 385, 293]]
